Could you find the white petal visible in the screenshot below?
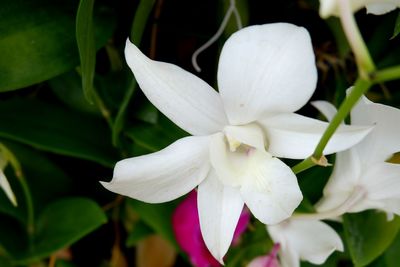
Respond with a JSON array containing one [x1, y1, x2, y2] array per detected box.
[[217, 23, 317, 125], [268, 220, 343, 265], [0, 170, 17, 206], [347, 162, 400, 214], [366, 2, 398, 14], [352, 95, 400, 165], [316, 149, 361, 212], [311, 100, 337, 122], [259, 113, 372, 159], [125, 40, 228, 135], [101, 136, 210, 203], [198, 171, 244, 263], [363, 162, 400, 199], [240, 153, 302, 224]]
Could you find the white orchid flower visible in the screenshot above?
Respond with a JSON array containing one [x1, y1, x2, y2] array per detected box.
[[0, 154, 17, 206], [314, 96, 400, 217], [320, 0, 400, 18], [267, 219, 344, 267], [101, 23, 371, 262]]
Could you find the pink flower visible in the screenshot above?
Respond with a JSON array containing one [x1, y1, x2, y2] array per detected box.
[[247, 244, 280, 267], [173, 191, 250, 266]]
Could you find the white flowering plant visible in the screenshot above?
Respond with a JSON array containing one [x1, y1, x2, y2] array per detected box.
[[0, 0, 400, 266]]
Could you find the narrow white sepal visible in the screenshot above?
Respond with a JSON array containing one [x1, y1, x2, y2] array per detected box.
[[101, 136, 210, 203], [259, 113, 372, 159], [198, 171, 244, 264], [125, 40, 228, 135], [0, 170, 17, 206]]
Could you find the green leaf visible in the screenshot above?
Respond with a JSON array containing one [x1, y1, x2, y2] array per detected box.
[[15, 197, 107, 264], [126, 115, 187, 153], [325, 17, 350, 58], [112, 0, 157, 146], [0, 98, 118, 167], [76, 0, 96, 103], [0, 0, 76, 91], [127, 199, 177, 247], [130, 0, 157, 44], [2, 141, 72, 214], [0, 0, 115, 92], [383, 230, 400, 267], [126, 220, 153, 247], [343, 211, 400, 267], [49, 71, 100, 116], [126, 123, 174, 152], [391, 11, 400, 39], [0, 257, 13, 267]]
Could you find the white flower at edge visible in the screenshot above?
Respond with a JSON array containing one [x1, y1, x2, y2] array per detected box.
[[319, 0, 400, 18], [0, 154, 17, 206], [314, 96, 400, 217], [101, 23, 371, 262], [267, 219, 344, 267]]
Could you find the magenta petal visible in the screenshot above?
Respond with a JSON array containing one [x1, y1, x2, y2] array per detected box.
[[172, 191, 220, 267], [247, 244, 281, 267], [233, 207, 250, 245], [172, 191, 250, 266]]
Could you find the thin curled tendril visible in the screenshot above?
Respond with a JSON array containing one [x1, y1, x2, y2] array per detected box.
[[191, 0, 242, 72]]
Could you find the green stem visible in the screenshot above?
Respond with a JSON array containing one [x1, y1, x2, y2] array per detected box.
[[292, 79, 371, 175], [371, 65, 400, 84], [313, 78, 371, 159], [112, 80, 137, 147], [91, 88, 113, 130], [0, 144, 35, 243], [338, 0, 375, 78], [292, 157, 315, 174]]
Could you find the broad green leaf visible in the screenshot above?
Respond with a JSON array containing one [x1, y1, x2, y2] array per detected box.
[[127, 199, 178, 247], [0, 98, 118, 167], [112, 0, 157, 146], [0, 257, 12, 267], [367, 14, 398, 62], [15, 197, 107, 264], [2, 141, 72, 214], [133, 100, 159, 124], [76, 0, 96, 103], [126, 123, 174, 152], [0, 0, 115, 92], [0, 215, 29, 258], [343, 211, 400, 267], [49, 71, 100, 116], [126, 220, 153, 247], [391, 12, 400, 39], [383, 230, 400, 267], [126, 115, 187, 153]]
